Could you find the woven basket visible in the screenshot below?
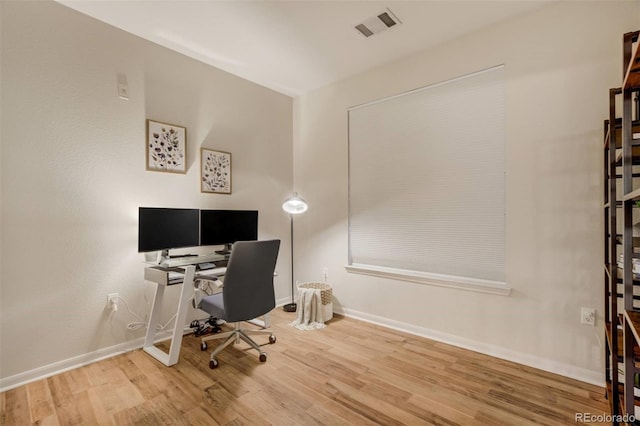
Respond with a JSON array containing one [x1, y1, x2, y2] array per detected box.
[[297, 282, 333, 321]]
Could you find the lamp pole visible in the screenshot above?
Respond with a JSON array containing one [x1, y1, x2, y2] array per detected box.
[[283, 215, 296, 312], [281, 193, 308, 313]]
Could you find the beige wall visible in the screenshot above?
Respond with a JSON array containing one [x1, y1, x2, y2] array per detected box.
[[0, 1, 293, 385], [292, 1, 640, 383]]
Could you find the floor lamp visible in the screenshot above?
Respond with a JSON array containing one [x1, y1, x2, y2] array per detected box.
[[282, 193, 308, 312]]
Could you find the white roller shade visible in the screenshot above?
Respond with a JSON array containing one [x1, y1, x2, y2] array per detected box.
[[348, 65, 506, 290]]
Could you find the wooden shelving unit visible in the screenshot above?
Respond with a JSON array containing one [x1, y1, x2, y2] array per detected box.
[[611, 30, 640, 425], [605, 85, 624, 423]]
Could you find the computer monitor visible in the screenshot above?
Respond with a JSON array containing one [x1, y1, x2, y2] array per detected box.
[[200, 210, 258, 254], [138, 207, 200, 253]]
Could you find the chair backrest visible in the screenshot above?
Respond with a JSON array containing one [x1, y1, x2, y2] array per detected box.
[[221, 239, 280, 323]]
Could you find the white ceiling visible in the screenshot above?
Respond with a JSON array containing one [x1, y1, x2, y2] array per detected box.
[[58, 0, 551, 97]]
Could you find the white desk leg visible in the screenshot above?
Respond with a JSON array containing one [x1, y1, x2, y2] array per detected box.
[[143, 266, 195, 367], [143, 281, 165, 349], [247, 312, 271, 329], [166, 265, 195, 365]]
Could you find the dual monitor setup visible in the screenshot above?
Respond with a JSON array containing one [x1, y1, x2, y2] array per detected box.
[[138, 207, 258, 262]]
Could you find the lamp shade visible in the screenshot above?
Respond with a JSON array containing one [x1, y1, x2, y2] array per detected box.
[[282, 193, 308, 214]]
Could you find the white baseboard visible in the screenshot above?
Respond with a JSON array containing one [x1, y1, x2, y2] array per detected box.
[[1, 304, 602, 392], [334, 306, 603, 387], [276, 296, 293, 308], [0, 331, 175, 392], [2, 301, 294, 392]]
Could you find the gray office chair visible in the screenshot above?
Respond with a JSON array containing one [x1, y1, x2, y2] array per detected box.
[[195, 239, 280, 369]]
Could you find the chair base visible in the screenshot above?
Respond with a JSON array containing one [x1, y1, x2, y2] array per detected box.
[[200, 323, 275, 368], [283, 303, 297, 312]]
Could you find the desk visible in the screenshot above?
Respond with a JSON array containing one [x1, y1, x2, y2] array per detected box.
[[143, 255, 225, 366]]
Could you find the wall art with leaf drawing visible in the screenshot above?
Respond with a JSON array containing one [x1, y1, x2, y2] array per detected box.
[[146, 119, 186, 173], [201, 148, 231, 194]]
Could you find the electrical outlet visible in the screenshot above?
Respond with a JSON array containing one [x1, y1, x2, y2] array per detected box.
[[323, 267, 329, 282], [107, 293, 119, 310], [581, 307, 596, 326]]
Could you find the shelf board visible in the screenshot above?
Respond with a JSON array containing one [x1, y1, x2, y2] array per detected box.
[[610, 201, 640, 207], [604, 118, 640, 153], [613, 293, 640, 301], [623, 188, 640, 201], [614, 144, 640, 165], [607, 118, 640, 148], [625, 310, 640, 344], [624, 45, 640, 90], [623, 31, 640, 90], [613, 174, 640, 178], [615, 278, 640, 286], [606, 322, 624, 358]]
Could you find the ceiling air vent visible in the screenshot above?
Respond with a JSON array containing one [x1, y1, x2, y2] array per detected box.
[[355, 9, 402, 38]]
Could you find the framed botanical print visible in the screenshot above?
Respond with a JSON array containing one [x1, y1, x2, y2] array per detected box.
[[146, 119, 187, 173], [201, 148, 232, 194]]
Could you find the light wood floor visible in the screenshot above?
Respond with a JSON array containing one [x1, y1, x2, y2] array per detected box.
[[1, 309, 610, 425]]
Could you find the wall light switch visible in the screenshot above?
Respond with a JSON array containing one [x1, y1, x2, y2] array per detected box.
[[117, 73, 129, 100]]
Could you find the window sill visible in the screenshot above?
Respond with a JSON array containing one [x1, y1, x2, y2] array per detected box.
[[345, 263, 511, 296]]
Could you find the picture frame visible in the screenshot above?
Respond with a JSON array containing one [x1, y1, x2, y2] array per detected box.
[[201, 148, 232, 194], [146, 119, 187, 173]]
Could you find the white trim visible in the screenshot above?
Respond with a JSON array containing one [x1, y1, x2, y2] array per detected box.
[[345, 263, 512, 296], [334, 306, 602, 387], [0, 330, 176, 392]]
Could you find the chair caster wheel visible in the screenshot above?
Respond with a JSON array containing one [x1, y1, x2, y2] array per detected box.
[[269, 335, 276, 344], [200, 342, 207, 351], [209, 359, 219, 369], [259, 353, 267, 363]]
